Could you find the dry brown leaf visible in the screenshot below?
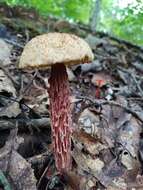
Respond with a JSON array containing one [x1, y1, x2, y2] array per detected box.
[[0, 129, 37, 190], [72, 129, 107, 156], [63, 171, 83, 190], [72, 148, 104, 178], [98, 159, 125, 187], [117, 117, 141, 158]]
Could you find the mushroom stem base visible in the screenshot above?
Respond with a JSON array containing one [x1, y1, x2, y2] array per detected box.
[[49, 63, 71, 172]]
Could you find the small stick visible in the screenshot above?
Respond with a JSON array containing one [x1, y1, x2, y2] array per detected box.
[[76, 95, 143, 123]]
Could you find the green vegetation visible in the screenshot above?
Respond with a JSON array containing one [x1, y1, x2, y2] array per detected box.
[[99, 0, 143, 46], [3, 0, 92, 23], [2, 0, 143, 46]]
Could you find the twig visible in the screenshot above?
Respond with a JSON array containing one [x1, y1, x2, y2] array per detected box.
[[76, 95, 143, 123], [0, 94, 32, 112], [4, 38, 24, 48], [127, 97, 143, 101], [37, 155, 54, 189], [101, 101, 143, 123]]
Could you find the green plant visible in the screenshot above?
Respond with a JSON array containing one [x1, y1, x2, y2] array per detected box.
[[2, 0, 143, 46]]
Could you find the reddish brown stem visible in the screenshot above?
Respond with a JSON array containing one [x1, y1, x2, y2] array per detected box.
[[49, 63, 72, 172]]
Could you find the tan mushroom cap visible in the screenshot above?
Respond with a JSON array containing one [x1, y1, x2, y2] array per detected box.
[[19, 33, 94, 69]]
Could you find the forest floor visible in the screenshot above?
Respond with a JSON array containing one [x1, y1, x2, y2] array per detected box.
[[0, 3, 143, 190]]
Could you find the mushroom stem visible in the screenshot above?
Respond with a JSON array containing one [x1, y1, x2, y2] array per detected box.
[[49, 63, 72, 172]]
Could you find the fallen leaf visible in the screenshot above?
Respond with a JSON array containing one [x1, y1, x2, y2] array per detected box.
[[78, 108, 100, 136], [98, 159, 125, 187], [72, 129, 107, 156], [67, 67, 76, 82], [0, 129, 37, 190], [0, 39, 11, 66], [0, 101, 21, 117], [72, 147, 104, 179], [0, 69, 16, 96], [117, 117, 141, 158]]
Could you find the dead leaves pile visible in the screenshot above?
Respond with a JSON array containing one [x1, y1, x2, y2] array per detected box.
[[72, 96, 142, 190]]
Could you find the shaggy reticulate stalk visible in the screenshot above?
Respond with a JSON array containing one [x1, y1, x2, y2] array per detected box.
[[49, 63, 72, 172]]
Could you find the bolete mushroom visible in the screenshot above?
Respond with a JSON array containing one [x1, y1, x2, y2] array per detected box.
[[19, 33, 93, 172]]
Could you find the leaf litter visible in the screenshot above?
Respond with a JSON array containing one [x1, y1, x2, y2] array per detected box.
[[0, 4, 143, 190]]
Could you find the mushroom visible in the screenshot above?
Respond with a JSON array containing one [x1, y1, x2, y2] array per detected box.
[[19, 33, 93, 172]]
